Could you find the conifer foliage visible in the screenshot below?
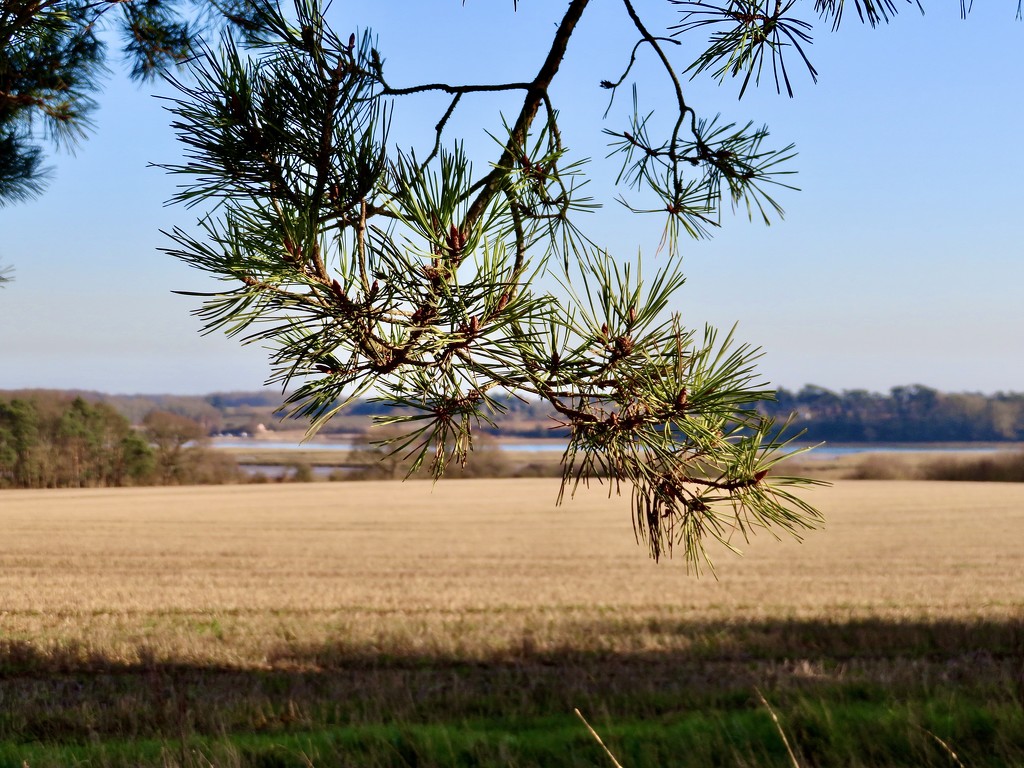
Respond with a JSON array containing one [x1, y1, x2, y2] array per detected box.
[[0, 0, 258, 203], [160, 0, 949, 569]]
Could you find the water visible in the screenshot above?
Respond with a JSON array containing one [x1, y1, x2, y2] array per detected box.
[[242, 463, 346, 479], [213, 437, 1013, 458], [212, 439, 359, 452], [784, 444, 1011, 460]]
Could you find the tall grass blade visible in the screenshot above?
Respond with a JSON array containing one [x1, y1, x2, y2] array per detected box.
[[574, 708, 626, 768], [755, 688, 802, 768]]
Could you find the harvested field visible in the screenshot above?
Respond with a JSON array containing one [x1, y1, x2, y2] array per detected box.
[[1, 479, 1023, 766]]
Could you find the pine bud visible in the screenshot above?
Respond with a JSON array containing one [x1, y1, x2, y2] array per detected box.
[[659, 480, 677, 501], [283, 234, 299, 260], [332, 279, 347, 301]]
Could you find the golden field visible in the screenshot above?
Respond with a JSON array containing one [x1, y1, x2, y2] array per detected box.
[[1, 479, 1023, 767], [2, 479, 1022, 667]]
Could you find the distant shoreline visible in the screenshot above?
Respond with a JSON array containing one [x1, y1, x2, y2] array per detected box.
[[212, 432, 1023, 453]]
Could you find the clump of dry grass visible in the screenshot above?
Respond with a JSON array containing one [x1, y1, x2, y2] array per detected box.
[[843, 449, 1024, 482], [844, 454, 917, 480], [920, 450, 1024, 482]]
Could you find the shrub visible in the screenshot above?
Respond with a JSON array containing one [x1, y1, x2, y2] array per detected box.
[[846, 455, 916, 481], [921, 451, 1024, 482]]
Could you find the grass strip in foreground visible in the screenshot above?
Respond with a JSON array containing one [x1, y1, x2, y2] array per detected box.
[[1, 699, 1022, 768]]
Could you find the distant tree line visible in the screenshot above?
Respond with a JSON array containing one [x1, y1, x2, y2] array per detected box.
[[761, 385, 1024, 443], [0, 393, 239, 488], [280, 385, 1024, 443], [4, 385, 1023, 459]]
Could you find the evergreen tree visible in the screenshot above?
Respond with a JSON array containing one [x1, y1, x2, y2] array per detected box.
[[0, 0, 261, 205], [0, 398, 41, 486], [0, 394, 154, 487]]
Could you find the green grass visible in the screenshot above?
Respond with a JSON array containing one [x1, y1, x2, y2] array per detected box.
[[3, 697, 1021, 767], [2, 618, 1023, 767]]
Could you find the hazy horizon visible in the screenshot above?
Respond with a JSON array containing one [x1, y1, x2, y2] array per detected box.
[[1, 380, 1020, 399]]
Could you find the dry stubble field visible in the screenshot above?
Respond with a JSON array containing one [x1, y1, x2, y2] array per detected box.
[[1, 479, 1023, 766]]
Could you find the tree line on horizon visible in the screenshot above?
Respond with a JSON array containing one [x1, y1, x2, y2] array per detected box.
[[763, 384, 1024, 443], [3, 384, 1023, 490], [0, 390, 551, 489], [4, 383, 1024, 447], [0, 393, 239, 489]]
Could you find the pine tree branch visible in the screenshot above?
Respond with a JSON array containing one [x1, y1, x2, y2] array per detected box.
[[381, 81, 531, 97], [462, 0, 592, 235]]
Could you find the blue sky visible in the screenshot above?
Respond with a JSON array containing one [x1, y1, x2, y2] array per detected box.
[[2, 1, 1022, 395]]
